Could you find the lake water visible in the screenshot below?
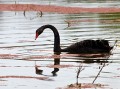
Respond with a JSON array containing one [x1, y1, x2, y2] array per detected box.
[[0, 0, 120, 89]]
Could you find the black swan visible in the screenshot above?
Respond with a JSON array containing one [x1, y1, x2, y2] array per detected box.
[[35, 25, 113, 54]]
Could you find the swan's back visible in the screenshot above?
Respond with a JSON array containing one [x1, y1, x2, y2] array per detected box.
[[61, 40, 112, 53]]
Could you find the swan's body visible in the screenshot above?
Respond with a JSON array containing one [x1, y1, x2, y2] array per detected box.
[[35, 25, 112, 53]]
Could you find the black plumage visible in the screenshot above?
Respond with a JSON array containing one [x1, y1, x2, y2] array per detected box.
[[61, 39, 112, 53], [35, 25, 112, 54]]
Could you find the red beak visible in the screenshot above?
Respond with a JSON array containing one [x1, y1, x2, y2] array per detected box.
[[35, 32, 39, 40]]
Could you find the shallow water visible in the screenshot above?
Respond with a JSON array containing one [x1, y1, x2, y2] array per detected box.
[[0, 0, 120, 89]]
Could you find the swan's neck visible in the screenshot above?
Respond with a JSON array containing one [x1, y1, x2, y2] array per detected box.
[[43, 25, 61, 52]]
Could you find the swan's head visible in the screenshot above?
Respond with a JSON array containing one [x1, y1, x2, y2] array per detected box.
[[35, 24, 57, 40], [35, 27, 44, 40]]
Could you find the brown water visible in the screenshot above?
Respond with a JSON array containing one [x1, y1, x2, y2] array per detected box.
[[0, 0, 120, 89]]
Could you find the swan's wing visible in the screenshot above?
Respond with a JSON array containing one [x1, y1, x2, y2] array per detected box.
[[62, 40, 96, 52], [68, 40, 96, 48], [62, 40, 111, 53]]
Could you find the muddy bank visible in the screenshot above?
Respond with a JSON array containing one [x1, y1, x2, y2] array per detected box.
[[0, 4, 120, 13]]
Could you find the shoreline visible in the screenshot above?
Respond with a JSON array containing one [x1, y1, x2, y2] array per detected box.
[[0, 4, 120, 14]]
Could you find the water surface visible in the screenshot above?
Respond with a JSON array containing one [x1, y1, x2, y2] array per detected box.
[[0, 0, 120, 89]]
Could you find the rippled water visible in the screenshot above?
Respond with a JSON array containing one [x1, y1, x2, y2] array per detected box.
[[0, 1, 120, 89]]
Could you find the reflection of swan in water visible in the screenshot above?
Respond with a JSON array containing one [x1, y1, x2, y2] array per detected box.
[[34, 54, 109, 76], [51, 58, 60, 76], [82, 58, 109, 63], [35, 61, 43, 75], [35, 55, 60, 76], [35, 24, 113, 54]]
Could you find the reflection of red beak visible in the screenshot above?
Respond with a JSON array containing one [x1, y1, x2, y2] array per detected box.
[[35, 32, 39, 40]]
